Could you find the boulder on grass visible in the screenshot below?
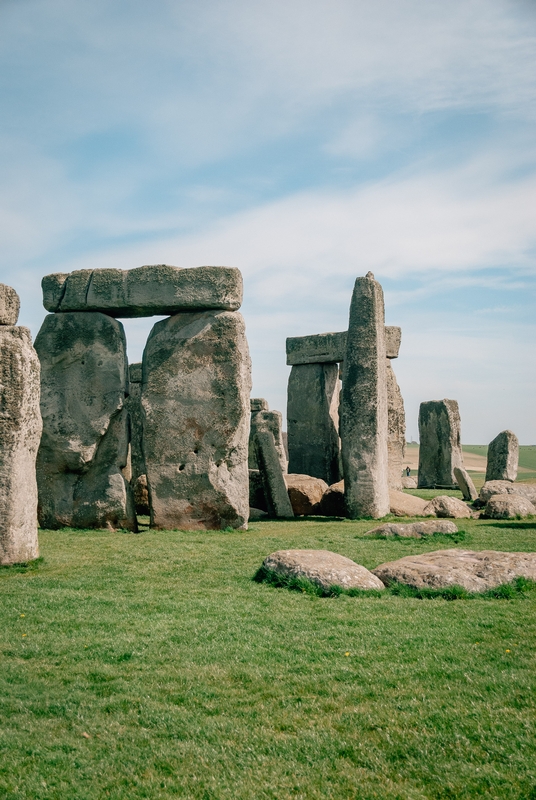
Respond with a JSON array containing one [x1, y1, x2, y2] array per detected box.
[[285, 474, 328, 515], [422, 495, 474, 519], [389, 489, 429, 517], [479, 480, 536, 505], [262, 549, 385, 592], [317, 480, 347, 517], [365, 520, 458, 538], [372, 549, 536, 593], [482, 494, 536, 519], [401, 476, 418, 489]]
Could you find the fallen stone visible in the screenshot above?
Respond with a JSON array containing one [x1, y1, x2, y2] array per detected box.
[[255, 428, 294, 518], [341, 273, 390, 518], [482, 493, 536, 519], [35, 312, 136, 531], [418, 399, 463, 488], [0, 283, 20, 326], [142, 310, 251, 530], [317, 480, 347, 517], [249, 507, 268, 521], [133, 474, 150, 515], [42, 265, 243, 316], [422, 495, 474, 518], [454, 466, 478, 501], [486, 430, 519, 482], [365, 520, 458, 538], [386, 359, 406, 490], [284, 474, 328, 515], [0, 325, 42, 564], [389, 489, 429, 517], [372, 549, 536, 593], [401, 476, 418, 489], [285, 325, 401, 365], [262, 549, 385, 592], [479, 480, 536, 505]]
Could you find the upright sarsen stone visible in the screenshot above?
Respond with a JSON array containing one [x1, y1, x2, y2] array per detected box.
[[142, 310, 251, 530], [287, 363, 341, 485], [35, 312, 136, 530], [125, 363, 145, 484], [0, 325, 42, 564], [340, 273, 389, 518], [485, 430, 518, 482], [418, 399, 463, 488], [250, 408, 287, 474], [386, 360, 406, 490]]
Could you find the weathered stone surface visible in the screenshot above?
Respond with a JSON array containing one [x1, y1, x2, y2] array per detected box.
[[486, 430, 519, 482], [249, 469, 267, 512], [285, 326, 401, 365], [35, 312, 136, 531], [386, 360, 406, 490], [418, 399, 463, 488], [255, 428, 294, 518], [250, 408, 287, 474], [133, 474, 150, 515], [284, 474, 328, 516], [454, 466, 478, 501], [365, 520, 458, 538], [422, 495, 474, 518], [0, 326, 42, 564], [482, 493, 536, 519], [142, 310, 251, 530], [341, 274, 390, 518], [372, 549, 536, 592], [42, 265, 243, 316], [250, 398, 268, 413], [401, 476, 418, 489], [0, 283, 20, 326], [287, 363, 341, 484], [317, 480, 347, 517], [479, 480, 536, 505], [262, 549, 385, 591], [389, 489, 429, 517], [249, 507, 268, 521], [125, 362, 145, 484]]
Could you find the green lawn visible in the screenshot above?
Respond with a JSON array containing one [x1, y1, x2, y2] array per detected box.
[[1, 518, 536, 799]]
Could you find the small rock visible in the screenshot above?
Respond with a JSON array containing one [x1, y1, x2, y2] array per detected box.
[[285, 474, 328, 515], [481, 493, 536, 519], [365, 520, 458, 538], [389, 489, 430, 517], [454, 466, 478, 501], [422, 495, 474, 518], [262, 549, 385, 592], [401, 476, 418, 489]]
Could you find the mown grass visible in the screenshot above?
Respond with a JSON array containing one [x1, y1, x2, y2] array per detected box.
[[1, 517, 536, 799]]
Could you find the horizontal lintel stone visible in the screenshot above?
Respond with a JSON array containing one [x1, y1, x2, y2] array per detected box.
[[286, 326, 401, 365], [42, 265, 243, 317]]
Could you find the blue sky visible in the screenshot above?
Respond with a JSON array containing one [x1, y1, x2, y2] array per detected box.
[[1, 0, 535, 443]]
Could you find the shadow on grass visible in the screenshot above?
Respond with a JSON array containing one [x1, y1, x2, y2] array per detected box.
[[360, 530, 467, 544], [253, 566, 536, 601], [0, 557, 44, 575], [485, 522, 536, 530]]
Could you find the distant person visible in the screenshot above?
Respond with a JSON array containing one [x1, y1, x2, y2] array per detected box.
[[405, 466, 411, 476]]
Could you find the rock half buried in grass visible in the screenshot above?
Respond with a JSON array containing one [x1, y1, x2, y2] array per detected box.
[[365, 520, 458, 538], [422, 495, 474, 519], [389, 489, 429, 517], [372, 549, 536, 592], [481, 494, 536, 519], [262, 550, 385, 592]]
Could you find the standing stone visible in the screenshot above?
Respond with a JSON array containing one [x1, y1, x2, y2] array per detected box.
[[418, 399, 463, 489], [248, 400, 287, 475], [454, 466, 478, 501], [125, 363, 145, 484], [254, 428, 294, 518], [340, 273, 389, 518], [35, 312, 136, 531], [0, 322, 42, 564], [386, 360, 406, 490], [485, 430, 518, 482], [142, 310, 251, 530], [287, 363, 341, 485]]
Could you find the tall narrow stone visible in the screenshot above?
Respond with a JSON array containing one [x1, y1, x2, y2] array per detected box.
[[250, 408, 287, 474], [340, 273, 389, 518], [486, 430, 518, 482], [417, 399, 463, 488], [35, 312, 136, 530], [142, 310, 251, 530], [386, 360, 406, 490], [125, 363, 145, 484], [0, 311, 42, 564], [287, 363, 341, 485], [254, 428, 294, 518]]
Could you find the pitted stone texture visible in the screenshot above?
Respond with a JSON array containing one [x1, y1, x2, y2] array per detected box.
[[482, 494, 536, 519], [372, 549, 536, 593], [422, 495, 474, 519], [486, 430, 519, 482], [249, 409, 287, 474], [125, 362, 145, 484], [401, 476, 418, 489], [479, 480, 536, 505], [0, 326, 42, 564], [365, 520, 458, 538], [318, 480, 347, 517], [389, 489, 429, 517], [133, 474, 150, 515], [285, 474, 328, 515], [42, 265, 243, 316], [35, 312, 136, 531], [386, 360, 406, 490], [285, 325, 401, 366], [262, 549, 385, 592], [287, 363, 341, 485], [255, 428, 294, 518], [454, 466, 478, 501], [418, 399, 463, 488], [0, 284, 20, 326], [341, 274, 389, 519], [142, 310, 251, 530], [250, 398, 269, 413]]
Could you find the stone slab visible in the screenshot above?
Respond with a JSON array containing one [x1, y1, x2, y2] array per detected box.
[[255, 428, 294, 518], [486, 430, 518, 482], [286, 325, 401, 365], [262, 549, 385, 592], [365, 520, 458, 538], [418, 399, 463, 488], [284, 474, 328, 515], [454, 466, 478, 501]]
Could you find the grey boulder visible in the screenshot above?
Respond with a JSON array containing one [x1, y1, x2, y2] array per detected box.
[[262, 549, 385, 592], [365, 520, 458, 538], [389, 489, 429, 517], [422, 495, 474, 519], [486, 430, 518, 482], [479, 481, 536, 505], [482, 494, 536, 519]]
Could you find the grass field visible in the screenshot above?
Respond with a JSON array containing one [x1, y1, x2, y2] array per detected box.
[[2, 517, 536, 799]]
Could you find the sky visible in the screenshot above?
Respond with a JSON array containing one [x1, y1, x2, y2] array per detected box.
[[1, 0, 535, 443]]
